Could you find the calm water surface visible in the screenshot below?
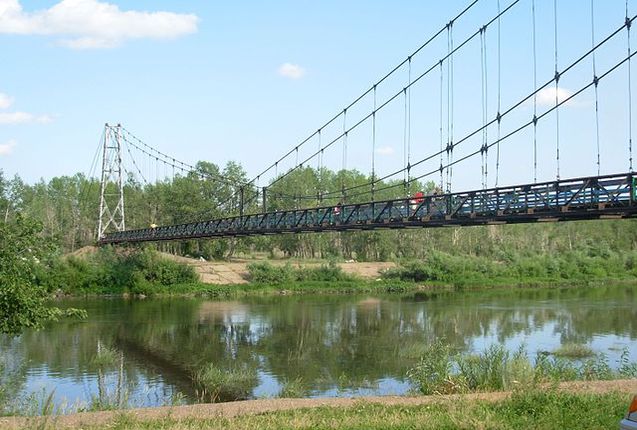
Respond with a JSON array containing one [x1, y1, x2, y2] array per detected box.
[[2, 284, 636, 412]]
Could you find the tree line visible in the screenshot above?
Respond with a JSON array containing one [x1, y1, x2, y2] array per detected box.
[[1, 161, 636, 261]]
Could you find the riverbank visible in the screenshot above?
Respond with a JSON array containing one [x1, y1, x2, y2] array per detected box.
[[48, 246, 637, 298], [2, 379, 635, 429]]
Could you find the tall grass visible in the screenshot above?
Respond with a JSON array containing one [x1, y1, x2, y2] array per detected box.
[[383, 249, 637, 285], [407, 342, 637, 395], [194, 363, 258, 402]]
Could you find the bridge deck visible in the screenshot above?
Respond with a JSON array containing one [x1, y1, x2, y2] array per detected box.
[[99, 173, 637, 244]]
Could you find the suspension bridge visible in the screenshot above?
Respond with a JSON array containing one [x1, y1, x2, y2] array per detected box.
[[97, 0, 637, 245]]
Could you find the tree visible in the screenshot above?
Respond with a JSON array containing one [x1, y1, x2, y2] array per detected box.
[[0, 215, 85, 335]]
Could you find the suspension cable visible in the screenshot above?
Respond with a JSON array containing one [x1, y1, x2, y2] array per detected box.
[[407, 57, 413, 194], [237, 19, 637, 208], [252, 3, 631, 207], [258, 0, 522, 200], [554, 0, 561, 180], [342, 109, 347, 201], [245, 0, 481, 188], [119, 127, 244, 187], [446, 21, 454, 193], [495, 0, 502, 187], [481, 26, 489, 189], [343, 46, 637, 201], [532, 0, 538, 182], [403, 79, 408, 194], [318, 129, 322, 203], [308, 15, 636, 201], [439, 60, 444, 192], [372, 85, 377, 201], [628, 0, 634, 172], [592, 0, 601, 175]]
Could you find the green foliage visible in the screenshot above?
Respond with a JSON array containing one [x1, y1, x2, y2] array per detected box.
[[384, 248, 637, 285], [277, 378, 310, 398], [246, 262, 295, 284], [247, 261, 355, 285], [55, 390, 630, 430], [405, 340, 457, 395], [194, 363, 258, 402], [407, 342, 637, 395], [36, 248, 199, 295], [552, 343, 594, 359], [0, 215, 86, 335]]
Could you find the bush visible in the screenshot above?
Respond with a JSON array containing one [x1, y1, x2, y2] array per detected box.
[[247, 261, 354, 284], [246, 262, 295, 284], [35, 247, 199, 295]]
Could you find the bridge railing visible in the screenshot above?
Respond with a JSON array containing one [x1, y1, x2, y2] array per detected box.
[[99, 173, 636, 244]]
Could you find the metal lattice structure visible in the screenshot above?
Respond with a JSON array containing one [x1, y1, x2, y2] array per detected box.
[[97, 123, 126, 240], [95, 2, 637, 245], [99, 173, 637, 244]]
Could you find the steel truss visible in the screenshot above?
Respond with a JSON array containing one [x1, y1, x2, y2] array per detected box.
[[99, 173, 637, 244]]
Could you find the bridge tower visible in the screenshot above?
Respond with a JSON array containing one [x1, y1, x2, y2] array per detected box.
[[97, 123, 125, 240]]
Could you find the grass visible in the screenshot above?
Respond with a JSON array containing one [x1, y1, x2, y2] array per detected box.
[[382, 250, 637, 286], [552, 343, 595, 359], [194, 363, 258, 402], [277, 378, 310, 398], [407, 342, 637, 395], [21, 390, 633, 429]]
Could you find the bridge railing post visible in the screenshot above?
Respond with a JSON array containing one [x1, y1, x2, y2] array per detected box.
[[262, 187, 267, 213], [239, 186, 245, 217]]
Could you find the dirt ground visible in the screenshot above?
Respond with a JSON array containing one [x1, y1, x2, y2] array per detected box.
[[160, 253, 396, 285], [2, 379, 635, 429], [68, 246, 396, 285]]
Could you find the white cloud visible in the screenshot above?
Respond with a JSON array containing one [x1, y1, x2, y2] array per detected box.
[[0, 92, 14, 109], [375, 146, 395, 156], [0, 111, 52, 124], [536, 86, 575, 107], [0, 0, 199, 49], [278, 63, 306, 79], [0, 139, 16, 155]]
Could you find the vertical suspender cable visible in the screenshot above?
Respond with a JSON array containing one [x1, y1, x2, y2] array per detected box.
[[407, 57, 412, 194], [448, 21, 454, 192], [532, 0, 538, 182], [592, 0, 601, 176], [495, 0, 502, 187], [554, 0, 561, 180], [403, 83, 408, 194], [481, 27, 489, 190], [342, 109, 348, 201], [439, 61, 444, 192], [317, 129, 322, 204], [372, 85, 377, 201], [446, 22, 455, 193], [627, 0, 634, 172]]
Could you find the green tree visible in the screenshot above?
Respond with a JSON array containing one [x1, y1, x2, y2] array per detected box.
[[0, 215, 85, 335]]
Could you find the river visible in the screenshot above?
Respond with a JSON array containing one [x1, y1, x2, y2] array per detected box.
[[2, 284, 636, 413]]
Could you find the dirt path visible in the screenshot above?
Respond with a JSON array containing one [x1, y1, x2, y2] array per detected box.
[[2, 379, 636, 429], [161, 254, 396, 284]]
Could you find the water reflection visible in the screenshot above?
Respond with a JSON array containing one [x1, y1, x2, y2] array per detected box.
[[1, 284, 635, 412]]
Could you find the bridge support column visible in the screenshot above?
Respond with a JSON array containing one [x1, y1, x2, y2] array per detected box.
[[97, 123, 126, 241]]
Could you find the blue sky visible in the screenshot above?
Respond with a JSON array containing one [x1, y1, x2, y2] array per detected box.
[[0, 0, 635, 192]]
